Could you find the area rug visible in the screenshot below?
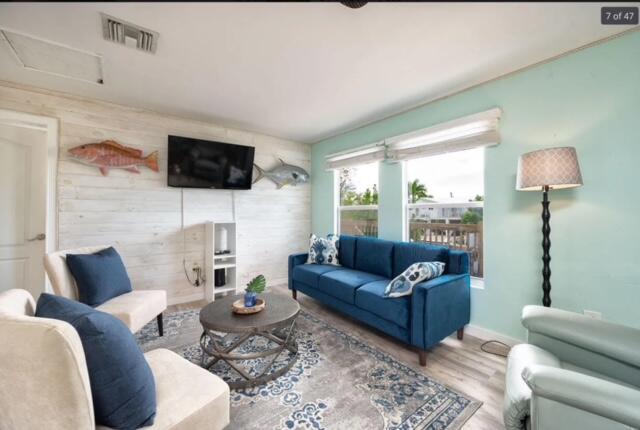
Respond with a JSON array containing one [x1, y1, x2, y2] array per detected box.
[[136, 309, 481, 430]]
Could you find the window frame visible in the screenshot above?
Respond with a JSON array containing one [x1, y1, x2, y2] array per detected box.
[[334, 163, 380, 238], [403, 157, 485, 283]]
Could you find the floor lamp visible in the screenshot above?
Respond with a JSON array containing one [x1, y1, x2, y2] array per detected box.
[[516, 147, 583, 307]]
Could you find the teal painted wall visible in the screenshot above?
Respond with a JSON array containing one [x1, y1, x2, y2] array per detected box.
[[311, 31, 640, 340]]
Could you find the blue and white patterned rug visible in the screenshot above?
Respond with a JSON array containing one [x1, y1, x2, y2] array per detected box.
[[136, 308, 481, 429]]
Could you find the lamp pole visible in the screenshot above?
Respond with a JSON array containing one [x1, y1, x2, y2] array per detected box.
[[541, 185, 551, 307]]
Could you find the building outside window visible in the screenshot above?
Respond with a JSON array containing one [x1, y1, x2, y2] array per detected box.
[[406, 147, 484, 278], [337, 162, 379, 237]]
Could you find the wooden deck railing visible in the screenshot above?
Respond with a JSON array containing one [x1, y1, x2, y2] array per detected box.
[[340, 219, 379, 237], [339, 217, 483, 278], [409, 221, 483, 277]]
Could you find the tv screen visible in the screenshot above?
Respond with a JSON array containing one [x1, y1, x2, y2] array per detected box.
[[167, 135, 255, 189]]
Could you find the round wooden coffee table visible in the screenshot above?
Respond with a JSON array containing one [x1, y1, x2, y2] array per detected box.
[[199, 292, 300, 389]]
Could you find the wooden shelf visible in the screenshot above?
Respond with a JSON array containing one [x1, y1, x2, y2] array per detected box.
[[214, 285, 236, 294], [206, 221, 238, 302]]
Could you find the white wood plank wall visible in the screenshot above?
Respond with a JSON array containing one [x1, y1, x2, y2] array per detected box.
[[0, 82, 311, 304]]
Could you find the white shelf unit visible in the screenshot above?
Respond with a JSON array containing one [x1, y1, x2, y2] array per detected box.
[[205, 222, 237, 301]]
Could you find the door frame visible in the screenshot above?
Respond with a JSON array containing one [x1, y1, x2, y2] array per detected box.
[[0, 109, 59, 281]]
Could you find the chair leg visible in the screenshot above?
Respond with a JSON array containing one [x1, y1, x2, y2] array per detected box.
[[418, 350, 427, 367], [157, 313, 164, 337], [457, 327, 464, 340], [292, 289, 297, 300]]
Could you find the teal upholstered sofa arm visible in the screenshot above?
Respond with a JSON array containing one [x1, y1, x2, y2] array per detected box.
[[523, 365, 640, 430], [522, 306, 640, 369]]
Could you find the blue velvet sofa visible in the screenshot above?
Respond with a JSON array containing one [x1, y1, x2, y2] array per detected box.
[[288, 235, 470, 366]]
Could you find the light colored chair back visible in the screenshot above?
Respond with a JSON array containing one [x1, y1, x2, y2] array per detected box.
[[44, 245, 109, 300], [0, 289, 95, 430]]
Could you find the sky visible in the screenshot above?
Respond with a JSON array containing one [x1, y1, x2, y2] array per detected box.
[[346, 147, 484, 203]]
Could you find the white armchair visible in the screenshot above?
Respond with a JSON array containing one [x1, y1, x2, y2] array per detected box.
[[0, 289, 230, 430], [44, 246, 167, 335], [504, 305, 640, 430]]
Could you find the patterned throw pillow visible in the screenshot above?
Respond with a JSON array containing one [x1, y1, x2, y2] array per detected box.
[[384, 262, 445, 298], [306, 234, 340, 266]]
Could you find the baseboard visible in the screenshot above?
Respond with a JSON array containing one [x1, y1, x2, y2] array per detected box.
[[464, 324, 522, 347]]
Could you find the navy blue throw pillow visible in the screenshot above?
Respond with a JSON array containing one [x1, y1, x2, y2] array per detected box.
[[66, 247, 132, 307], [36, 294, 156, 429]]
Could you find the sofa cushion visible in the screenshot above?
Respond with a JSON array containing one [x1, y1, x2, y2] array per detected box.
[[356, 280, 410, 329], [338, 235, 357, 269], [354, 237, 394, 278], [317, 269, 385, 304], [65, 247, 132, 307], [385, 261, 445, 298], [293, 264, 345, 288], [393, 242, 449, 278], [36, 294, 157, 429], [306, 234, 340, 265]]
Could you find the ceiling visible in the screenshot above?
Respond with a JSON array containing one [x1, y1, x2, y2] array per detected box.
[[0, 3, 635, 143]]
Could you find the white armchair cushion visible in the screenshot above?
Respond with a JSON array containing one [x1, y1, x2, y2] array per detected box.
[[97, 349, 230, 430], [96, 290, 167, 333]]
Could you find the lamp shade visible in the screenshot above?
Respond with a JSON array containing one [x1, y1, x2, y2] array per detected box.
[[516, 146, 583, 191]]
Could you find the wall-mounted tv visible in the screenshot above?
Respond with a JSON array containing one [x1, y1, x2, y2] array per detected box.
[[167, 135, 255, 189]]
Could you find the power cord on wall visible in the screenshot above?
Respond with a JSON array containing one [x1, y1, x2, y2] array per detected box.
[[181, 188, 206, 287]]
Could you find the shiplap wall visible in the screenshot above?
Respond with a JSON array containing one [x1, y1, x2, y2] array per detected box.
[[0, 83, 311, 304]]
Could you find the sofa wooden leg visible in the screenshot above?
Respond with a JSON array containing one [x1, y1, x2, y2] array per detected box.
[[157, 313, 164, 337], [418, 350, 427, 367], [457, 327, 464, 340], [292, 289, 297, 300]]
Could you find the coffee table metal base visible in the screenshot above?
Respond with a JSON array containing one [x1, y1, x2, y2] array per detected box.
[[199, 319, 298, 389]]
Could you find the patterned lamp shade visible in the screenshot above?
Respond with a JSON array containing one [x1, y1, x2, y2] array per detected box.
[[516, 146, 583, 191]]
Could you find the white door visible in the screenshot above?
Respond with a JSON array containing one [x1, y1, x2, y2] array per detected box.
[[0, 123, 48, 297]]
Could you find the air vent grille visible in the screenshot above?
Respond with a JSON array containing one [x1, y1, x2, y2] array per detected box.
[[101, 13, 158, 54]]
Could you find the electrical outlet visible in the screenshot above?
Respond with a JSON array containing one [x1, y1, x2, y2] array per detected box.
[[583, 310, 602, 320]]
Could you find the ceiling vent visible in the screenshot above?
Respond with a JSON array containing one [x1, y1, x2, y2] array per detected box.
[[100, 13, 158, 54]]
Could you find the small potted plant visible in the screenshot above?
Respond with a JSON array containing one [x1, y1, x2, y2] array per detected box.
[[244, 274, 266, 307]]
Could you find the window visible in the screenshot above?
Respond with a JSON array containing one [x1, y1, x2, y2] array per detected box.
[[337, 163, 379, 237], [406, 148, 484, 278]]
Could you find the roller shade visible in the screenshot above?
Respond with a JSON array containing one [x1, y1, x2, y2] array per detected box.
[[325, 142, 386, 170], [387, 108, 502, 161]]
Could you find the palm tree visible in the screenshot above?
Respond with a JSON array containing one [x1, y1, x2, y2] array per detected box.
[[408, 179, 433, 203]]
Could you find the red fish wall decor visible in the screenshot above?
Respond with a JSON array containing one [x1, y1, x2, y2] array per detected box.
[[68, 140, 159, 176]]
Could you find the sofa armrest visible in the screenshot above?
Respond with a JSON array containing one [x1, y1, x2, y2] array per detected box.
[[410, 274, 470, 349], [523, 364, 640, 429], [288, 253, 308, 290], [447, 250, 470, 275], [522, 306, 640, 369]]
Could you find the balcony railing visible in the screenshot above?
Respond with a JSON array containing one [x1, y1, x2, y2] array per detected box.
[[337, 202, 483, 277], [338, 205, 378, 237], [409, 221, 483, 278]]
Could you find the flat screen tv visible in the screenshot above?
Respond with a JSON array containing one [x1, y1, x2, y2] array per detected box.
[[167, 135, 255, 189]]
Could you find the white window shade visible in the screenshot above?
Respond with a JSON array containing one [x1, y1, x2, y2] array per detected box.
[[325, 142, 386, 170], [387, 108, 502, 161]]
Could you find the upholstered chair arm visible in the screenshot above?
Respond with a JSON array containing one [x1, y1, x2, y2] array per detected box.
[[288, 253, 308, 290], [522, 306, 640, 369], [523, 365, 640, 430], [410, 274, 470, 349]]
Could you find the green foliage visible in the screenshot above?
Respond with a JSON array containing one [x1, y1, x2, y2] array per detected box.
[[408, 179, 434, 203], [339, 167, 378, 206], [245, 274, 266, 294], [469, 195, 484, 202], [461, 211, 482, 224]]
